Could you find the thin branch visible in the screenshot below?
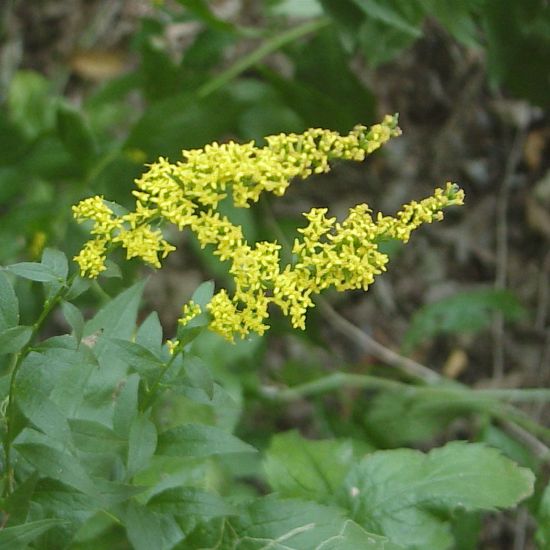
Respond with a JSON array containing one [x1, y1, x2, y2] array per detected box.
[[318, 298, 442, 384]]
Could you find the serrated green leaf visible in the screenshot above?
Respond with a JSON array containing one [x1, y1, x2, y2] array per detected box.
[[202, 497, 396, 550], [61, 300, 85, 343], [84, 279, 146, 340], [113, 373, 140, 437], [5, 262, 60, 283], [0, 519, 68, 548], [265, 431, 355, 502], [403, 289, 525, 353], [340, 442, 535, 548], [127, 413, 158, 478], [148, 486, 237, 518], [68, 418, 125, 454], [56, 102, 97, 166], [157, 424, 257, 458], [0, 325, 32, 355], [125, 500, 184, 550], [15, 440, 97, 495], [0, 270, 19, 331]]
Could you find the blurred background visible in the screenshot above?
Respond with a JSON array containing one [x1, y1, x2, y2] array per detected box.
[[1, 1, 549, 546]]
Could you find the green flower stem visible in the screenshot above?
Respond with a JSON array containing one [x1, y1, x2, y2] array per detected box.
[[197, 17, 330, 99], [2, 273, 77, 496], [261, 372, 550, 443]]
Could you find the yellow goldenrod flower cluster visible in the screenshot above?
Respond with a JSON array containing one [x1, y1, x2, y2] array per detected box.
[[73, 115, 464, 340]]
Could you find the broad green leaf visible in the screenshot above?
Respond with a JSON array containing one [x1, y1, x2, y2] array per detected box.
[[106, 338, 163, 375], [265, 431, 355, 501], [127, 413, 158, 478], [364, 389, 494, 447], [7, 71, 55, 138], [189, 497, 397, 549], [84, 279, 146, 340], [403, 289, 525, 353], [536, 482, 550, 548], [0, 519, 68, 548], [68, 418, 125, 454], [15, 440, 97, 495], [41, 248, 68, 282], [340, 442, 535, 548], [3, 472, 39, 525], [148, 487, 236, 518], [124, 500, 184, 550], [16, 364, 71, 442], [157, 424, 257, 458], [175, 0, 237, 32], [113, 373, 140, 437], [61, 300, 85, 343], [0, 325, 32, 355], [56, 102, 98, 166], [5, 262, 60, 283], [0, 270, 19, 331]]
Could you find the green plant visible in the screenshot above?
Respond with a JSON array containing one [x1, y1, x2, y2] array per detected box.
[[0, 119, 547, 549]]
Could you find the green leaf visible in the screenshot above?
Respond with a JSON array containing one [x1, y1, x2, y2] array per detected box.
[[4, 472, 39, 525], [64, 275, 91, 301], [148, 486, 236, 518], [190, 497, 396, 549], [7, 70, 55, 138], [0, 270, 19, 331], [5, 262, 61, 283], [127, 413, 158, 478], [84, 279, 146, 340], [265, 431, 355, 501], [41, 248, 68, 282], [403, 289, 525, 354], [176, 0, 237, 32], [0, 519, 68, 548], [15, 440, 97, 495], [135, 311, 163, 358], [56, 102, 98, 166], [0, 325, 32, 355], [191, 280, 215, 310], [183, 355, 214, 400], [340, 442, 535, 548], [351, 0, 423, 37], [68, 418, 125, 454], [536, 481, 550, 548], [16, 365, 71, 442], [106, 338, 163, 375], [113, 373, 140, 437], [124, 500, 184, 550], [61, 300, 85, 343], [157, 424, 257, 458]]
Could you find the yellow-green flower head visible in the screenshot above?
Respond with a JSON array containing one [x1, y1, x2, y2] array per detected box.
[[72, 115, 464, 340], [178, 301, 202, 327]]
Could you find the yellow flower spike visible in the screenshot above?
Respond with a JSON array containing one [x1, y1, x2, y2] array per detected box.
[[178, 301, 202, 327], [73, 238, 108, 278], [72, 116, 464, 340]]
